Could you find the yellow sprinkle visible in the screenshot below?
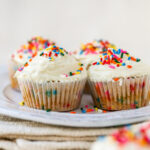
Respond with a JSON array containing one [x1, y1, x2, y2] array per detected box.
[[81, 44, 86, 49], [95, 107, 98, 112], [76, 72, 80, 74], [19, 101, 24, 106]]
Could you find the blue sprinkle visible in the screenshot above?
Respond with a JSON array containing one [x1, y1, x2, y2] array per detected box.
[[79, 50, 84, 55], [128, 57, 131, 60], [59, 47, 63, 50], [53, 45, 56, 48], [117, 49, 121, 54], [53, 90, 57, 95], [97, 136, 106, 141], [28, 56, 32, 59], [97, 98, 100, 102], [97, 62, 100, 65], [82, 109, 86, 113], [113, 49, 117, 54], [77, 70, 81, 72], [122, 63, 126, 66], [102, 53, 107, 56], [125, 124, 132, 129]]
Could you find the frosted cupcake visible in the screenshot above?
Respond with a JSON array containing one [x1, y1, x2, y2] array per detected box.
[[15, 45, 87, 111], [74, 40, 116, 94], [91, 122, 150, 150], [9, 36, 55, 90], [74, 39, 116, 67], [88, 48, 150, 110]]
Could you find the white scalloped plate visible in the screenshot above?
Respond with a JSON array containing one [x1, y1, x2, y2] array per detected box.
[[1, 66, 150, 127]]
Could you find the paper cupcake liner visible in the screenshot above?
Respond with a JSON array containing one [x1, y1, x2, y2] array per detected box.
[[8, 59, 21, 91], [88, 75, 150, 110], [18, 78, 86, 111], [83, 81, 91, 94]]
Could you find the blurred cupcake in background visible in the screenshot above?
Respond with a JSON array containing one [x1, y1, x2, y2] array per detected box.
[[91, 122, 150, 150], [73, 39, 116, 68], [88, 48, 150, 110], [9, 36, 55, 91], [15, 45, 87, 111]]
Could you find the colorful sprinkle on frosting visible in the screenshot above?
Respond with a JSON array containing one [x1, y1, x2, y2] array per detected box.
[[78, 39, 116, 55], [92, 48, 141, 69], [12, 36, 55, 61]]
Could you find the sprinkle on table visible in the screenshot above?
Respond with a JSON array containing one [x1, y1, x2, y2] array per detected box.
[[19, 101, 25, 106]]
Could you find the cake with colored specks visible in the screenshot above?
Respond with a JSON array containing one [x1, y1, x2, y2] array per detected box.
[[15, 45, 87, 111], [9, 36, 55, 91], [88, 48, 150, 110], [91, 122, 150, 150]]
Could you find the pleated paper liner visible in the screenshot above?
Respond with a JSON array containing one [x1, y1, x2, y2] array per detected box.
[[18, 78, 86, 111], [8, 59, 21, 91], [88, 75, 150, 110]]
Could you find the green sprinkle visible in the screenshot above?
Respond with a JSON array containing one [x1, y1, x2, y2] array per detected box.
[[46, 109, 51, 112], [121, 53, 124, 58], [42, 105, 44, 110], [60, 53, 64, 56], [46, 91, 51, 97], [69, 72, 73, 76], [136, 58, 141, 62], [40, 52, 44, 56]]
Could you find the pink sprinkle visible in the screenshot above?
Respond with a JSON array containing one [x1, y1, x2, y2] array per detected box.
[[108, 65, 115, 69], [121, 50, 127, 53], [91, 109, 95, 112], [64, 74, 68, 77], [85, 105, 88, 108]]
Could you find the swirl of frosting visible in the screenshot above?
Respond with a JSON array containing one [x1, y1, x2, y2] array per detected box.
[[74, 39, 116, 66], [15, 45, 87, 83], [11, 36, 55, 65], [88, 48, 150, 82]]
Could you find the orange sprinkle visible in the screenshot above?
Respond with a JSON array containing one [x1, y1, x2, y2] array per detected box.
[[86, 109, 93, 112], [127, 65, 132, 69], [113, 78, 120, 81], [19, 55, 23, 59], [24, 63, 28, 67], [131, 57, 136, 61], [70, 111, 76, 114], [29, 59, 32, 62], [103, 110, 107, 113]]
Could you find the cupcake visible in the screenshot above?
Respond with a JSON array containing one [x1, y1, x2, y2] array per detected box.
[[91, 122, 150, 150], [9, 36, 55, 90], [74, 39, 116, 67], [88, 48, 150, 110], [15, 45, 87, 111], [73, 39, 116, 94]]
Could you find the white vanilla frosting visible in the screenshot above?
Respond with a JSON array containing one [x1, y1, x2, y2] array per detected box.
[[75, 54, 100, 67], [88, 60, 150, 82], [15, 46, 87, 83], [12, 50, 34, 65]]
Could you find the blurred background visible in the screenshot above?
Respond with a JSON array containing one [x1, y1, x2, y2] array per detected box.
[[0, 0, 150, 64]]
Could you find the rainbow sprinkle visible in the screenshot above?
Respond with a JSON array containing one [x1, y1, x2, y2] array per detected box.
[[78, 39, 116, 55], [12, 36, 55, 61], [92, 48, 141, 69]]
